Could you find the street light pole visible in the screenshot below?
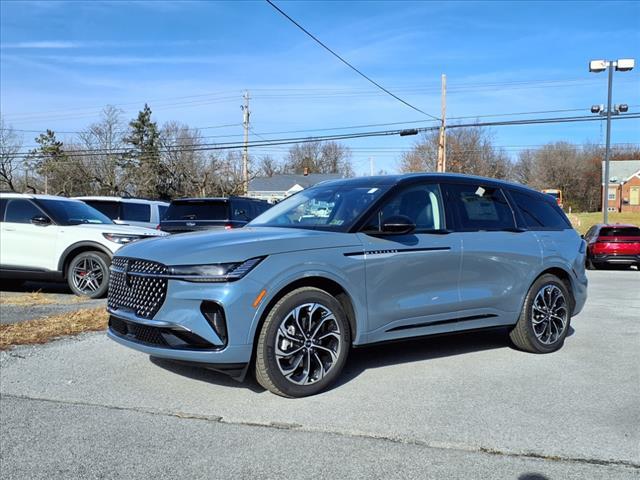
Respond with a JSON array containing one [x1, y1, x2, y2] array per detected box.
[[589, 58, 635, 224], [602, 64, 614, 224]]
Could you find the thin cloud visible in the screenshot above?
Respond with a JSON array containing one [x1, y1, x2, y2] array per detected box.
[[1, 40, 202, 49], [2, 41, 80, 49]]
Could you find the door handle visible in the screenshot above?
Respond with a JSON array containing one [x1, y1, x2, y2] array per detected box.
[[2, 227, 16, 232]]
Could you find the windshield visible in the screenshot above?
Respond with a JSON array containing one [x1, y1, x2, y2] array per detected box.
[[164, 201, 229, 221], [249, 184, 390, 232], [38, 199, 113, 225]]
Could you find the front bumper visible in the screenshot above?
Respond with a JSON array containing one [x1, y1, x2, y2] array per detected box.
[[107, 276, 264, 369]]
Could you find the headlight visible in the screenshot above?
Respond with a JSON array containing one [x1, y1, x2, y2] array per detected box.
[[103, 233, 143, 244], [167, 257, 264, 282]]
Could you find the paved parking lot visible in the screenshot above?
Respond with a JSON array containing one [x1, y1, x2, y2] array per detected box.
[[1, 269, 638, 479]]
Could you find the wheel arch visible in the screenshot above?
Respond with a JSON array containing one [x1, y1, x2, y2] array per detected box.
[[249, 275, 357, 360], [58, 241, 113, 278]]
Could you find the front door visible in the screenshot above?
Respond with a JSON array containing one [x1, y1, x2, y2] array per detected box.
[[0, 198, 60, 271], [357, 182, 462, 342]]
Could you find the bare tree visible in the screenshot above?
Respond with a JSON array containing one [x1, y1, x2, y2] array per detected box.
[[284, 141, 353, 176], [0, 117, 23, 191], [257, 155, 282, 177], [399, 125, 511, 180]]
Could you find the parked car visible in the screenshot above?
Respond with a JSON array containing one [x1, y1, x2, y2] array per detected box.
[[160, 196, 271, 234], [0, 193, 167, 297], [107, 174, 588, 397], [583, 224, 640, 269], [74, 196, 169, 230]]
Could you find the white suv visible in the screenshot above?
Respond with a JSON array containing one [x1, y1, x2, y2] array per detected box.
[[73, 196, 169, 230], [0, 193, 168, 298]]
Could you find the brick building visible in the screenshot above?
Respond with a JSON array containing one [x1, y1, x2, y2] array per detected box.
[[603, 160, 640, 213]]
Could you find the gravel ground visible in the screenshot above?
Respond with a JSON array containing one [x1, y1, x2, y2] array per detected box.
[[1, 269, 638, 479], [0, 282, 106, 324]]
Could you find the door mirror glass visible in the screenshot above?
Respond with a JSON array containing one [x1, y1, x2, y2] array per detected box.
[[380, 215, 416, 235], [31, 215, 52, 226]]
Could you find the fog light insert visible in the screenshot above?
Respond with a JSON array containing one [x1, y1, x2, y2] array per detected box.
[[201, 301, 228, 346]]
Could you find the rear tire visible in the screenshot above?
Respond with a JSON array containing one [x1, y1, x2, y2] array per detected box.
[[255, 287, 351, 398], [67, 251, 110, 298], [510, 274, 571, 354]]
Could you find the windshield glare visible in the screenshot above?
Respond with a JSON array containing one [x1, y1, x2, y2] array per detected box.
[[39, 199, 113, 225], [249, 184, 389, 231]]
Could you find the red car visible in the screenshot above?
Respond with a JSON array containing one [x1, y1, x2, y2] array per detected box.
[[584, 224, 640, 270]]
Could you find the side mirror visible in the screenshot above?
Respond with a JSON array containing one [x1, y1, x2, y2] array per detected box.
[[380, 215, 416, 235], [31, 215, 51, 226]]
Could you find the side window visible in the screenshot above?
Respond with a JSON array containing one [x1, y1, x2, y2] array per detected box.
[[232, 201, 251, 220], [366, 183, 444, 231], [445, 183, 515, 231], [158, 205, 168, 220], [4, 199, 43, 224], [121, 202, 151, 222], [509, 190, 570, 230], [86, 200, 120, 220], [0, 198, 7, 221]]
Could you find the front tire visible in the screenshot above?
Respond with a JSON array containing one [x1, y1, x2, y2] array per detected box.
[[509, 274, 571, 353], [255, 287, 351, 398], [67, 251, 110, 298]]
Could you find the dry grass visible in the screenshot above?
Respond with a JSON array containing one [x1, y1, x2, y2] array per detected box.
[[568, 211, 640, 235], [0, 291, 55, 306], [0, 307, 108, 350]]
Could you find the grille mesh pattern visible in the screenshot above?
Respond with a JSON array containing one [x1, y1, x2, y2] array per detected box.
[[108, 257, 168, 319]]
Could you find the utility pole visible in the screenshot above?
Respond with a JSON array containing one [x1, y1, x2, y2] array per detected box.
[[436, 74, 447, 172], [241, 91, 250, 195]]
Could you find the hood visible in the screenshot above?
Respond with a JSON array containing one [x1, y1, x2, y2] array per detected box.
[[116, 226, 361, 265], [73, 223, 167, 236]]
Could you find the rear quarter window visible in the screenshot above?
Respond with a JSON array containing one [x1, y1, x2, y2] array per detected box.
[[85, 200, 120, 220], [509, 190, 571, 230], [121, 202, 151, 222]]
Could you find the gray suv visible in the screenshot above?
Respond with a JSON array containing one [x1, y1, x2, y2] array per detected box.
[[107, 174, 588, 397]]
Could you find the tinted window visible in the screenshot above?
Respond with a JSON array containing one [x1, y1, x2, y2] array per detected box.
[[365, 183, 444, 231], [231, 200, 252, 221], [599, 227, 640, 237], [4, 199, 42, 224], [510, 190, 570, 230], [122, 202, 150, 222], [158, 205, 168, 220], [446, 184, 515, 231], [0, 198, 7, 221], [164, 201, 229, 221], [38, 199, 112, 225], [84, 200, 120, 219]]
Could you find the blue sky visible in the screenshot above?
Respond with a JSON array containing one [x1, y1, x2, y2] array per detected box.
[[1, 0, 639, 174]]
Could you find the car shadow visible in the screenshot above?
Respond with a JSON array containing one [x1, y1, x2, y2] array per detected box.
[[1, 281, 73, 295], [148, 325, 576, 394]]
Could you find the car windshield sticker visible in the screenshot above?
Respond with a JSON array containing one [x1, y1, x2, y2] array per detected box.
[[475, 186, 486, 197]]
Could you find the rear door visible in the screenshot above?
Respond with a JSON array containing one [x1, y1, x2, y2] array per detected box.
[[443, 182, 542, 323], [357, 181, 463, 342], [0, 199, 60, 271]]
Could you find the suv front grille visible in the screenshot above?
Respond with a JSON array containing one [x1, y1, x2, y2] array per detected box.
[[108, 257, 168, 319]]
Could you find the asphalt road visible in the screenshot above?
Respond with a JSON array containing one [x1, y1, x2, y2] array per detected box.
[[1, 269, 638, 479]]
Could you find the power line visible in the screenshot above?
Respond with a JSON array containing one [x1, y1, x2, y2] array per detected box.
[[265, 0, 440, 121], [10, 113, 640, 160]]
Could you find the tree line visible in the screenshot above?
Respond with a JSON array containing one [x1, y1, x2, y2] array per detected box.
[[0, 105, 355, 200], [1, 105, 638, 211], [399, 126, 639, 212]]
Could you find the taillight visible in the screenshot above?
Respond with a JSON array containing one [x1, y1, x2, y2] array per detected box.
[[156, 224, 161, 230], [224, 224, 233, 230]]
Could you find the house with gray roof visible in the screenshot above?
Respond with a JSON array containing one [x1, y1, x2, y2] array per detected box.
[[603, 160, 640, 213], [247, 173, 343, 202]]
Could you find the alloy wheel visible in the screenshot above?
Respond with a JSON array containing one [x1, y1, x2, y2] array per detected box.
[[275, 303, 342, 385], [71, 257, 105, 295], [531, 284, 568, 345]]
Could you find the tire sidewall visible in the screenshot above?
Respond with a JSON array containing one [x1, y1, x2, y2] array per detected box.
[[67, 251, 110, 298], [259, 288, 351, 397], [522, 275, 571, 353]]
